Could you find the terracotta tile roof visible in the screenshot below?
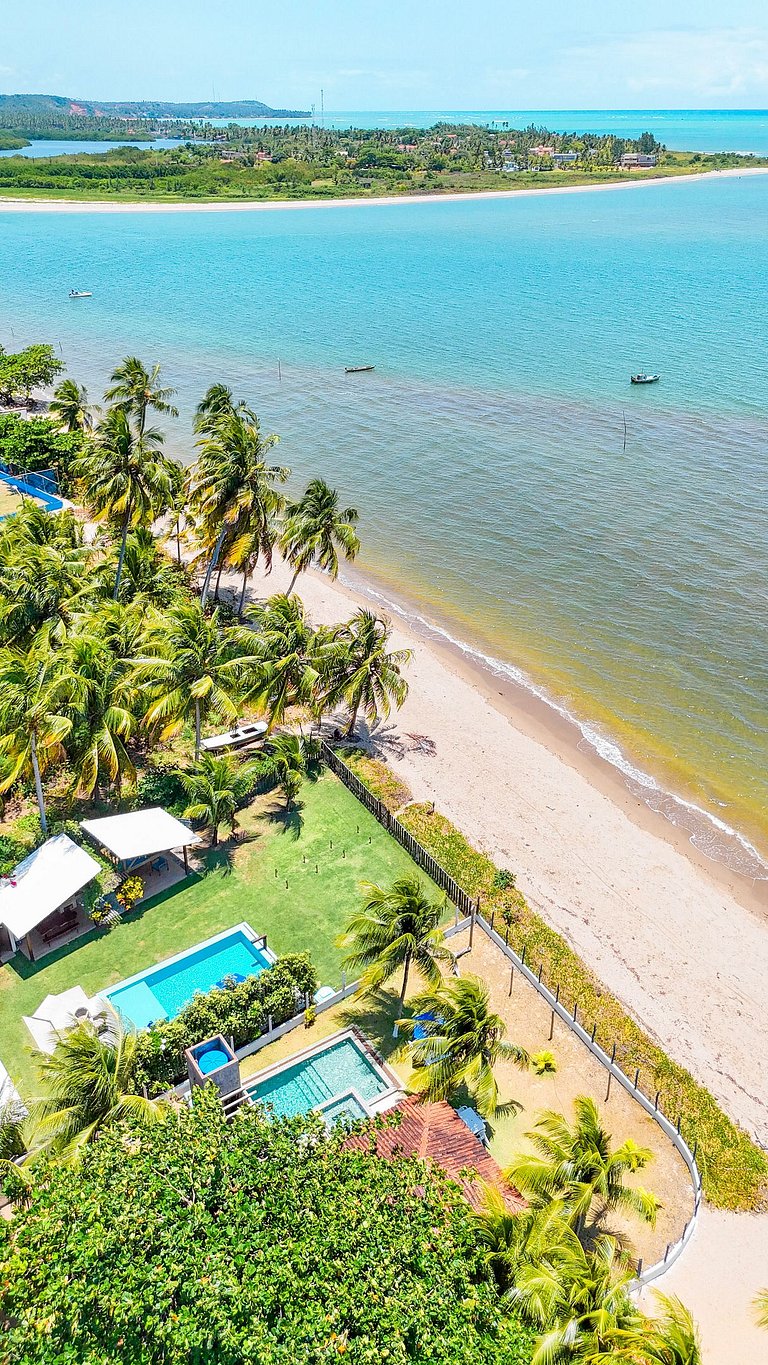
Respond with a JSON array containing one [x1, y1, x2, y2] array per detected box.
[[342, 1097, 525, 1214]]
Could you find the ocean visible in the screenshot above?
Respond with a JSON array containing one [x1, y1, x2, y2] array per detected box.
[[1, 170, 766, 878]]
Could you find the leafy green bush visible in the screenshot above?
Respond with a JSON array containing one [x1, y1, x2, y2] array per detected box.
[[0, 832, 28, 877], [132, 953, 318, 1094], [0, 1089, 536, 1364], [135, 762, 188, 815], [0, 413, 83, 492]]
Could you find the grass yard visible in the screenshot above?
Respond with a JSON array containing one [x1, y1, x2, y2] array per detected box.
[[0, 772, 436, 1099]]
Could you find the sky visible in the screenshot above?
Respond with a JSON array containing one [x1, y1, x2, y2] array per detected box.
[[1, 1, 768, 110]]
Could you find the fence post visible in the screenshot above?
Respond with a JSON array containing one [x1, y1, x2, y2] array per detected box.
[[508, 964, 514, 996], [268, 1013, 273, 1034], [549, 1010, 555, 1041]]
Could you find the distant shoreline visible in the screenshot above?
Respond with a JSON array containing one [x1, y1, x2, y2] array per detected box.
[[1, 165, 767, 212]]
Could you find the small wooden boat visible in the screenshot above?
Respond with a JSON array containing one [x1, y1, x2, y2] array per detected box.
[[69, 290, 92, 299], [630, 373, 660, 384], [344, 365, 374, 373]]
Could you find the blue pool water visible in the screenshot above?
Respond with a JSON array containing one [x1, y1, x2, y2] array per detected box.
[[104, 930, 272, 1028], [249, 1036, 390, 1119]]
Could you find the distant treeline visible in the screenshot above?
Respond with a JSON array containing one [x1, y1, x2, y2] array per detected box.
[[0, 121, 761, 201]]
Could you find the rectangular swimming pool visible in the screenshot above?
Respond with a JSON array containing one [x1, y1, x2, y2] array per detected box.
[[102, 925, 275, 1029], [247, 1031, 397, 1123]]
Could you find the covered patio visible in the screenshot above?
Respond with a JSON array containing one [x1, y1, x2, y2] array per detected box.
[[0, 834, 101, 963], [80, 807, 201, 898]]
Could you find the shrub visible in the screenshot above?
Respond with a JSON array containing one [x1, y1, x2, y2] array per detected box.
[[132, 953, 318, 1094], [531, 1050, 558, 1075], [136, 763, 188, 815], [0, 833, 28, 877], [115, 875, 143, 913], [493, 868, 516, 891]]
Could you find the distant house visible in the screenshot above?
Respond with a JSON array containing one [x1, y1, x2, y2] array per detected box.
[[552, 151, 578, 166], [531, 144, 555, 158], [502, 161, 520, 174], [621, 152, 657, 168], [255, 150, 273, 162]]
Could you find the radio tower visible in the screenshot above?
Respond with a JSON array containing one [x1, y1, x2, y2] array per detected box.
[[320, 88, 324, 128]]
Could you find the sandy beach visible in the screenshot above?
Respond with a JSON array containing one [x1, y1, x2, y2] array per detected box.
[[226, 549, 768, 1150], [1, 166, 767, 213]]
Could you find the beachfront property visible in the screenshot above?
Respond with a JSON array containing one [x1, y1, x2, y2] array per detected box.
[[621, 151, 658, 168], [0, 833, 100, 962]]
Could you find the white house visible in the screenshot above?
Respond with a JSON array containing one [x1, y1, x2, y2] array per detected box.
[[0, 834, 101, 962]]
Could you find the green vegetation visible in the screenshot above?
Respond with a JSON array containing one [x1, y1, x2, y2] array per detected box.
[[0, 413, 82, 492], [339, 874, 450, 1008], [0, 119, 762, 202], [0, 773, 429, 1095], [0, 342, 63, 405], [398, 975, 529, 1117], [395, 800, 767, 1210], [0, 1090, 535, 1365]]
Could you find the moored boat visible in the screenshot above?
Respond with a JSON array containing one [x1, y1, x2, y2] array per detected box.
[[344, 365, 374, 373], [630, 372, 660, 384], [69, 289, 92, 298]]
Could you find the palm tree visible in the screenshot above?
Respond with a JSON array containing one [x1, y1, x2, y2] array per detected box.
[[49, 377, 95, 433], [104, 356, 178, 436], [57, 626, 139, 799], [76, 408, 178, 598], [192, 382, 254, 437], [258, 732, 314, 809], [0, 537, 93, 646], [246, 593, 325, 728], [0, 635, 72, 831], [187, 405, 287, 607], [340, 877, 449, 1012], [180, 753, 260, 845], [323, 609, 411, 737], [607, 1292, 702, 1364], [398, 975, 529, 1117], [511, 1230, 641, 1364], [137, 602, 261, 759], [504, 1097, 660, 1245], [280, 478, 360, 594], [757, 1290, 768, 1331], [473, 1188, 572, 1294], [31, 1017, 164, 1157], [99, 527, 182, 608]]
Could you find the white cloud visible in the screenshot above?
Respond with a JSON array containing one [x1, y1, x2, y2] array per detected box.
[[562, 27, 768, 101]]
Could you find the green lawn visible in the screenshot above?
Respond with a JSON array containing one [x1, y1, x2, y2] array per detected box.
[[0, 773, 434, 1100]]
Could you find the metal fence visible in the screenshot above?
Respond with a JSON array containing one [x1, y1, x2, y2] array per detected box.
[[475, 912, 702, 1287], [321, 743, 476, 917]]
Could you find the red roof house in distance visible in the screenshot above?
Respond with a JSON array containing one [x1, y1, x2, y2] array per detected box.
[[343, 1097, 525, 1213]]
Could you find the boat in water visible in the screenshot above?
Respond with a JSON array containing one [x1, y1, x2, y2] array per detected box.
[[630, 372, 660, 384], [345, 365, 374, 373], [69, 289, 92, 299]]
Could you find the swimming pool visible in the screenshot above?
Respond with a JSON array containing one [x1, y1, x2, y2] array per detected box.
[[102, 925, 275, 1029], [247, 1030, 399, 1124]]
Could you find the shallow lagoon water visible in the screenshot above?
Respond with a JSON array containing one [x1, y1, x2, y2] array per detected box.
[[1, 174, 766, 873]]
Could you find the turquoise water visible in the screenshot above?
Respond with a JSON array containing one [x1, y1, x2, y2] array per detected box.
[[1, 174, 766, 873], [0, 138, 184, 160], [104, 930, 272, 1027], [249, 1036, 389, 1118]]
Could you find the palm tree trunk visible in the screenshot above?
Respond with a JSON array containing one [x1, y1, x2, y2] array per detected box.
[[194, 701, 202, 761], [113, 507, 131, 600], [345, 697, 360, 738], [175, 519, 182, 565], [30, 732, 47, 834], [287, 566, 301, 595], [399, 949, 411, 1011], [212, 823, 219, 847], [238, 568, 249, 616], [200, 527, 226, 608], [214, 557, 225, 602]]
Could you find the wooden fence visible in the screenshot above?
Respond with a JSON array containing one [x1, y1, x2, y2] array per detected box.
[[321, 743, 476, 917]]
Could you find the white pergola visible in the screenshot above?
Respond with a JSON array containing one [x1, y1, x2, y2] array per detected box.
[[81, 807, 201, 873], [0, 834, 100, 960], [22, 985, 107, 1055]]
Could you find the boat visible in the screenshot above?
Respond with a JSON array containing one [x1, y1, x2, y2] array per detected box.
[[69, 290, 92, 299], [630, 373, 660, 384], [344, 365, 374, 373]]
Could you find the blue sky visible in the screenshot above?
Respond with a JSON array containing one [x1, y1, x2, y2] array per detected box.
[[2, 1, 768, 109]]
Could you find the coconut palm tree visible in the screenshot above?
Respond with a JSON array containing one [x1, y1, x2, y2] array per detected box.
[[180, 752, 261, 846], [512, 1231, 641, 1364], [245, 593, 325, 728], [192, 382, 255, 436], [323, 609, 411, 737], [57, 626, 139, 799], [76, 408, 179, 599], [756, 1290, 768, 1331], [49, 377, 95, 433], [340, 877, 450, 1012], [0, 537, 93, 646], [187, 404, 287, 607], [398, 975, 529, 1117], [258, 732, 315, 810], [104, 356, 178, 436], [605, 1293, 702, 1364], [137, 602, 260, 759], [504, 1097, 660, 1246], [280, 478, 360, 594], [0, 634, 72, 831], [473, 1188, 573, 1293], [31, 1017, 164, 1157], [98, 527, 183, 608]]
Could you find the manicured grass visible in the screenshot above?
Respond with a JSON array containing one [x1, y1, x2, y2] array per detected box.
[[0, 773, 433, 1100]]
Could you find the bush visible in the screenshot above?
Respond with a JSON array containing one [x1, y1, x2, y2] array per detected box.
[[0, 833, 28, 877], [132, 952, 318, 1094], [136, 762, 188, 815]]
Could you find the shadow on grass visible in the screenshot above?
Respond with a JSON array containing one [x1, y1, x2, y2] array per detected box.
[[4, 926, 103, 983], [265, 800, 305, 841], [337, 986, 405, 1064]]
